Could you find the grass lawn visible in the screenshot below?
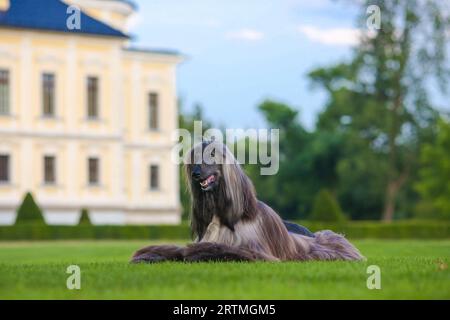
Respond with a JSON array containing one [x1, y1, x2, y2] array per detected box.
[[0, 239, 448, 299]]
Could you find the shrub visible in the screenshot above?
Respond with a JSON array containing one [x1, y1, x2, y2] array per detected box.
[[415, 119, 450, 220], [297, 220, 450, 239], [0, 221, 448, 240], [0, 224, 191, 241], [79, 209, 91, 225], [15, 192, 45, 225], [310, 189, 346, 222]]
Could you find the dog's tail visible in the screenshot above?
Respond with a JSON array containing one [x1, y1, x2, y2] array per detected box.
[[306, 230, 365, 261]]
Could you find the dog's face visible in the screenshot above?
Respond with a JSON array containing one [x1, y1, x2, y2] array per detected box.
[[190, 162, 221, 192], [186, 141, 225, 192]]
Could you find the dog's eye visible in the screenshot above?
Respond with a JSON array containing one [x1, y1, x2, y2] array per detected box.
[[211, 149, 215, 157]]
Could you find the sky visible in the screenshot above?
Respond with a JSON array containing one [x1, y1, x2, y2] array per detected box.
[[129, 0, 365, 130]]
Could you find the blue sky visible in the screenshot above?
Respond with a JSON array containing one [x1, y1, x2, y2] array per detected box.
[[130, 0, 363, 129]]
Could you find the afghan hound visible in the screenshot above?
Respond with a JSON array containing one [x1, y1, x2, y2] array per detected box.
[[131, 141, 364, 263]]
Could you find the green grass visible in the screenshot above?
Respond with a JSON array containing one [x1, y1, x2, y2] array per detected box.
[[0, 239, 449, 299]]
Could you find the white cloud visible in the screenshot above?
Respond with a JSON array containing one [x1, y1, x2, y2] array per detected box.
[[226, 29, 265, 41], [297, 25, 361, 46], [126, 13, 143, 31]]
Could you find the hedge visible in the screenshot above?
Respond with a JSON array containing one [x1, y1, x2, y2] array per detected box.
[[297, 220, 450, 239], [0, 220, 448, 240], [0, 224, 191, 241]]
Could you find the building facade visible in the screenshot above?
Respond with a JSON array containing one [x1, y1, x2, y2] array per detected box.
[[0, 0, 182, 225]]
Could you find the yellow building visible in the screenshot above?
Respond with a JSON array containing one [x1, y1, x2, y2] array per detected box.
[[0, 0, 183, 225]]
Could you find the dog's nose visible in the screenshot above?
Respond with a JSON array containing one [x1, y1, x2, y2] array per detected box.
[[192, 166, 201, 180]]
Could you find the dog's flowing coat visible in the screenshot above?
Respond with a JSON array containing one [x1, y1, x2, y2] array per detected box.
[[132, 141, 363, 263]]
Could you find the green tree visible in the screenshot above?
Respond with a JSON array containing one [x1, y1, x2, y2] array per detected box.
[[79, 208, 91, 225], [251, 100, 311, 219], [310, 189, 347, 222], [15, 192, 45, 225], [415, 119, 450, 220], [245, 100, 345, 219], [309, 0, 449, 221]]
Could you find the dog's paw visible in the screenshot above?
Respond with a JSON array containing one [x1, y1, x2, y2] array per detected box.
[[130, 252, 168, 264]]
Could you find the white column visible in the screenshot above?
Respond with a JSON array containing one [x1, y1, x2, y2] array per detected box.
[[66, 141, 77, 202], [20, 138, 33, 192], [111, 46, 125, 200], [131, 150, 140, 204], [66, 39, 77, 131], [131, 60, 141, 143], [19, 35, 32, 130]]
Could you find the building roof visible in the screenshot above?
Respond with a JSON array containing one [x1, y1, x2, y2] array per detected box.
[[125, 47, 181, 56], [0, 0, 128, 38], [113, 0, 137, 10]]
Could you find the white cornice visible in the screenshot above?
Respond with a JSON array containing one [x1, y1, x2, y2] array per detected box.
[[122, 49, 184, 65], [0, 130, 177, 150], [65, 0, 136, 16], [0, 129, 122, 141]]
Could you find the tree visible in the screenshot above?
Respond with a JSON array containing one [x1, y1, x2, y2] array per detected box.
[[309, 0, 449, 221], [245, 100, 345, 219], [310, 189, 347, 223], [79, 208, 91, 225], [15, 192, 45, 224], [415, 119, 450, 220]]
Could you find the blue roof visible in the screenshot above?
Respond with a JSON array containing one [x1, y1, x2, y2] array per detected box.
[[0, 0, 128, 38]]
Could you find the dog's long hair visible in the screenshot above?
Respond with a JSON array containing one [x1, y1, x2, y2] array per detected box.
[[132, 141, 363, 263]]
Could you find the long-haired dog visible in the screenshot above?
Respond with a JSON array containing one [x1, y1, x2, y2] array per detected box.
[[131, 141, 363, 263]]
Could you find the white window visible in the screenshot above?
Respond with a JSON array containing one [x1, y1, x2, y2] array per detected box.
[[87, 76, 99, 119], [43, 155, 56, 184], [0, 69, 9, 115], [0, 154, 10, 183], [149, 164, 159, 190], [88, 157, 100, 185], [148, 92, 159, 130], [42, 73, 55, 116]]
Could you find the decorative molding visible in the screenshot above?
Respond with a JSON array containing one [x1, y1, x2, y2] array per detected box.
[[81, 54, 107, 68], [122, 50, 183, 64], [36, 52, 64, 64], [145, 73, 167, 85], [124, 142, 173, 150], [0, 46, 17, 60], [0, 129, 122, 141]]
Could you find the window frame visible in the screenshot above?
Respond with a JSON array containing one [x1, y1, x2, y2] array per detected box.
[[88, 157, 100, 186], [0, 69, 10, 115], [148, 92, 159, 131], [43, 155, 56, 185], [42, 72, 56, 117], [149, 164, 160, 191], [87, 76, 99, 119], [0, 154, 10, 183]]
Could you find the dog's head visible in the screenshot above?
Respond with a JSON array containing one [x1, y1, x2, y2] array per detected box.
[[184, 140, 233, 193], [185, 140, 258, 234]]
